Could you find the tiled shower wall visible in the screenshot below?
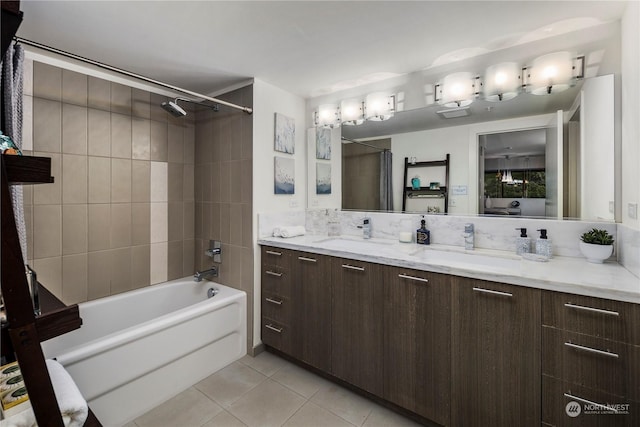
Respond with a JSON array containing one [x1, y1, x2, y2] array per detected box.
[[193, 85, 254, 351], [23, 61, 196, 304]]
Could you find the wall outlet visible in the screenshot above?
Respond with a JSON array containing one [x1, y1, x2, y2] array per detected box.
[[609, 201, 614, 213], [628, 203, 638, 219], [449, 198, 457, 207], [311, 199, 319, 207], [289, 199, 299, 208]]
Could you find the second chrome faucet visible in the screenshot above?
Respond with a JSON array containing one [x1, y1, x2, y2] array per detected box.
[[463, 223, 474, 250]]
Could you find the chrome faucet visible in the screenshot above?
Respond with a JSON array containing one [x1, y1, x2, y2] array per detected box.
[[463, 223, 474, 250], [358, 217, 372, 239], [194, 267, 218, 282]]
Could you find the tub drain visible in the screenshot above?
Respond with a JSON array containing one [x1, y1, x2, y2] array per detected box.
[[207, 288, 219, 298]]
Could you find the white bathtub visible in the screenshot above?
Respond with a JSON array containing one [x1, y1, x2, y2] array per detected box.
[[42, 277, 247, 427]]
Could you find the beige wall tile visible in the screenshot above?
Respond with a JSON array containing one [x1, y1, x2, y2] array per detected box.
[[111, 113, 132, 159], [88, 108, 111, 157], [132, 203, 151, 246], [132, 160, 151, 202], [150, 120, 168, 161], [22, 95, 33, 151], [88, 204, 111, 251], [219, 119, 232, 162], [131, 245, 151, 289], [202, 164, 213, 202], [88, 76, 110, 111], [230, 116, 243, 161], [22, 184, 33, 206], [111, 83, 132, 115], [33, 62, 61, 101], [33, 256, 62, 300], [88, 156, 111, 203], [150, 202, 168, 243], [183, 164, 195, 202], [167, 240, 183, 281], [63, 204, 88, 255], [168, 202, 184, 242], [33, 98, 61, 153], [184, 124, 195, 164], [62, 70, 87, 106], [34, 205, 62, 259], [24, 204, 33, 262], [62, 254, 88, 304], [110, 247, 133, 294], [194, 164, 203, 202], [111, 158, 132, 203], [150, 93, 168, 122], [219, 161, 230, 203], [229, 204, 242, 246], [168, 163, 183, 202], [132, 117, 151, 160], [210, 203, 222, 241], [150, 242, 168, 285], [110, 203, 132, 248], [182, 239, 195, 277], [230, 160, 241, 203], [33, 152, 61, 204], [240, 159, 252, 204], [194, 202, 202, 238], [219, 244, 241, 288], [183, 202, 195, 240], [150, 161, 168, 202], [194, 239, 204, 271], [88, 250, 112, 300], [240, 246, 254, 293], [132, 89, 151, 119], [168, 122, 184, 163], [201, 203, 212, 240], [210, 163, 220, 203], [242, 203, 252, 248], [62, 104, 87, 154], [219, 203, 230, 243], [62, 154, 88, 204], [23, 58, 34, 97]]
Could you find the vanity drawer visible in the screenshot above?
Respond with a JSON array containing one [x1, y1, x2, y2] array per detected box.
[[261, 317, 294, 355], [543, 292, 640, 345], [542, 375, 639, 427], [543, 326, 640, 401], [261, 246, 292, 269], [261, 265, 292, 297], [261, 292, 293, 324]]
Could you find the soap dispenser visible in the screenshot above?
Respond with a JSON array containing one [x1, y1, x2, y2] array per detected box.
[[515, 228, 531, 255], [535, 229, 553, 259], [417, 216, 431, 245]]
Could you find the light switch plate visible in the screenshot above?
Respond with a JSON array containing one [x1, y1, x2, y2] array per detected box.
[[609, 201, 614, 213], [449, 198, 457, 207], [628, 203, 638, 219]]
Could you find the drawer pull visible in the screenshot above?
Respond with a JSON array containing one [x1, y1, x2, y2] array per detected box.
[[564, 393, 619, 413], [342, 264, 365, 271], [398, 274, 429, 283], [266, 250, 282, 256], [265, 324, 283, 333], [265, 297, 283, 305], [564, 303, 619, 317], [564, 342, 619, 359], [472, 287, 512, 297], [265, 270, 282, 277], [298, 256, 317, 263]]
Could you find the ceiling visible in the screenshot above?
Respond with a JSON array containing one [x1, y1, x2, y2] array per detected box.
[[16, 1, 629, 100]]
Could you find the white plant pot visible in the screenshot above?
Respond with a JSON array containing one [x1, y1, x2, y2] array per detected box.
[[579, 241, 614, 263]]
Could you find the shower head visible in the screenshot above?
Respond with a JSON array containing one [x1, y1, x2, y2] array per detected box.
[[161, 99, 187, 117]]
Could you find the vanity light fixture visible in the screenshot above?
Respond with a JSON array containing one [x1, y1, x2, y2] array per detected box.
[[526, 51, 584, 95], [435, 72, 480, 108], [314, 103, 341, 128], [365, 92, 396, 121], [482, 62, 522, 102], [340, 98, 365, 125]]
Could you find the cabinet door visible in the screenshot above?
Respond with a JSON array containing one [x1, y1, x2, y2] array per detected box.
[[331, 258, 383, 396], [383, 267, 451, 426], [293, 251, 332, 371], [451, 278, 541, 427]]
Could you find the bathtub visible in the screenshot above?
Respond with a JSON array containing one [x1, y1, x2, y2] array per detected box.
[[42, 277, 247, 427]]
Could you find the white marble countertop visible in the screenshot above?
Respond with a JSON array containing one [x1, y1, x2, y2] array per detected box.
[[258, 235, 640, 304]]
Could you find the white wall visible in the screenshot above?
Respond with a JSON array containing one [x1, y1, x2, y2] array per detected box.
[[621, 1, 640, 230], [252, 79, 306, 348]]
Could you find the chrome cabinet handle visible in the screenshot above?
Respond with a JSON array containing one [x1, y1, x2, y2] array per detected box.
[[472, 287, 512, 297], [265, 324, 283, 333], [298, 256, 317, 263], [564, 342, 619, 359], [265, 271, 282, 277], [564, 303, 619, 317], [564, 393, 619, 413], [342, 264, 365, 271], [266, 250, 282, 256], [398, 274, 429, 283], [265, 297, 283, 305]]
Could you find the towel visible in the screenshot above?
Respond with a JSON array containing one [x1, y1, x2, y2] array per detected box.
[[276, 226, 306, 238], [0, 360, 88, 427]]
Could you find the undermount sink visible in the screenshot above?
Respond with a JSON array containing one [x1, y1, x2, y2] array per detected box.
[[412, 247, 521, 273]]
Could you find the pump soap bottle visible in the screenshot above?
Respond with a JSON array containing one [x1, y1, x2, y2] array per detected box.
[[417, 216, 431, 245], [515, 228, 531, 255], [535, 229, 553, 259]]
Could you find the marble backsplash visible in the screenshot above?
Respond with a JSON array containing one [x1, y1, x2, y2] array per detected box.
[[258, 210, 635, 269]]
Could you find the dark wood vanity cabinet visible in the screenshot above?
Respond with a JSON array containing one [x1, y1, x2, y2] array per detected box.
[[383, 266, 451, 425], [330, 257, 384, 396], [541, 291, 640, 426], [451, 277, 541, 427]]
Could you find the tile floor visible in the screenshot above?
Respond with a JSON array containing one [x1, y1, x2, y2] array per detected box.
[[125, 351, 422, 427]]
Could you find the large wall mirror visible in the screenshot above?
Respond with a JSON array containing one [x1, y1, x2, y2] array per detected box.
[[308, 20, 620, 222]]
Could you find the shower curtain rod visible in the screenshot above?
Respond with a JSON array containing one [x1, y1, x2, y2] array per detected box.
[[341, 137, 389, 151], [13, 37, 253, 114]]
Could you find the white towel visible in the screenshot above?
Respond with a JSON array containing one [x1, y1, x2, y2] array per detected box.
[[279, 226, 306, 238], [272, 227, 282, 237], [0, 360, 88, 427]]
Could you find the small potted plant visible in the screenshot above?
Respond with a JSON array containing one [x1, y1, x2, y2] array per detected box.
[[579, 228, 615, 263]]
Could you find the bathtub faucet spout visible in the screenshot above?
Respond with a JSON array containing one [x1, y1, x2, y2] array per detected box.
[[194, 267, 218, 282]]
